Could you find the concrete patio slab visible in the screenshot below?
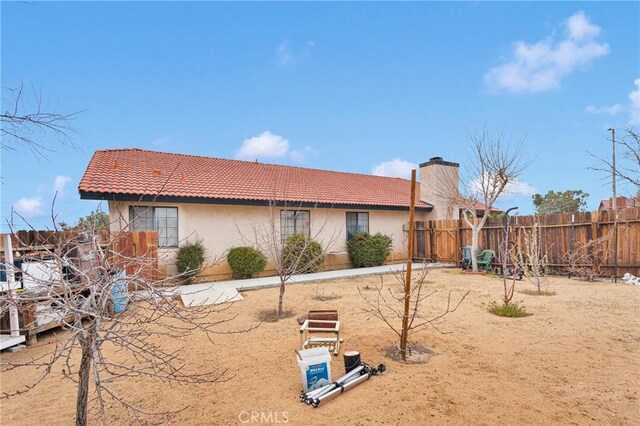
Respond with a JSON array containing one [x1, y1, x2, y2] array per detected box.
[[180, 287, 243, 307]]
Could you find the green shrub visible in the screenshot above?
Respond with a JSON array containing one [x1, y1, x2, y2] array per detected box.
[[227, 246, 267, 279], [282, 235, 324, 273], [347, 232, 393, 268], [488, 300, 530, 318], [176, 240, 206, 284]]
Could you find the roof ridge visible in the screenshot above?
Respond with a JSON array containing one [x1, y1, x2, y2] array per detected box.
[[95, 147, 144, 152], [95, 147, 414, 182]]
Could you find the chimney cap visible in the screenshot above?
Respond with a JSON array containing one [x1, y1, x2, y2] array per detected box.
[[419, 157, 459, 168]]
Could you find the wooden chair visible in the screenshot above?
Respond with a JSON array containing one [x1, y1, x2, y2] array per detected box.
[[299, 310, 342, 356], [476, 249, 496, 272]]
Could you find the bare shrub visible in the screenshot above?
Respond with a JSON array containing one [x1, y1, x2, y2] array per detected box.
[[312, 287, 341, 301], [256, 308, 296, 323], [521, 289, 555, 296], [564, 234, 612, 281], [516, 220, 552, 294]]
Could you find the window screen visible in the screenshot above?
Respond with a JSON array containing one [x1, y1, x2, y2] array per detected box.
[[129, 206, 178, 248], [280, 210, 310, 240], [130, 207, 154, 231], [346, 212, 369, 240]]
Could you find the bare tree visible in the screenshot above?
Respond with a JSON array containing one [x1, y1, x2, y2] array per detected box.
[[589, 127, 640, 196], [1, 82, 79, 155], [516, 219, 551, 294], [0, 215, 256, 424], [497, 221, 520, 307], [358, 265, 468, 359], [241, 200, 339, 319], [437, 129, 529, 272]]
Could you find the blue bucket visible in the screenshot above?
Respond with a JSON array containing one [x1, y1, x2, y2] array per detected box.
[[110, 271, 128, 314]]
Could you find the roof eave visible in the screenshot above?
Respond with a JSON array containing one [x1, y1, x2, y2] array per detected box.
[[79, 191, 434, 212]]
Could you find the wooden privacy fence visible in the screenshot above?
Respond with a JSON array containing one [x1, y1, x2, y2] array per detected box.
[[415, 207, 640, 277], [110, 231, 160, 281], [1, 230, 159, 282]]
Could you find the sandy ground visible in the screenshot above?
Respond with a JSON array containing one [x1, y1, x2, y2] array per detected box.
[[1, 270, 639, 425]]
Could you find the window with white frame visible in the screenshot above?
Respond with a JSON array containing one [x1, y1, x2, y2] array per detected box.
[[346, 212, 369, 240], [129, 206, 178, 248], [280, 210, 310, 240]]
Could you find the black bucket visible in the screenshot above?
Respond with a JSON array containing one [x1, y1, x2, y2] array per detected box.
[[343, 351, 361, 374]]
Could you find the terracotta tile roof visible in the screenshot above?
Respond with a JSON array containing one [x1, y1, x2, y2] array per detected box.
[[79, 148, 433, 210], [599, 196, 638, 210], [471, 202, 502, 213]]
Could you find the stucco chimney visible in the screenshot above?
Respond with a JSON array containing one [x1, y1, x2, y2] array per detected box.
[[419, 157, 460, 220]]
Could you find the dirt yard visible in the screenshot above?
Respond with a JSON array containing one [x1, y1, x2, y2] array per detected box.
[[1, 269, 639, 425]]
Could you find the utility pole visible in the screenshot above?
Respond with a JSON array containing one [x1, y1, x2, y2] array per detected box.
[[608, 128, 618, 282], [400, 169, 416, 361], [609, 128, 617, 210]]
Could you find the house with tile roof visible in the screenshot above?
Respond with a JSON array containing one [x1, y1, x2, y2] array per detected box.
[[598, 196, 639, 211], [79, 149, 462, 280]]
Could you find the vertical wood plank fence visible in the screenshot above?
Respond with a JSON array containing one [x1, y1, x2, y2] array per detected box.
[[415, 207, 640, 277]]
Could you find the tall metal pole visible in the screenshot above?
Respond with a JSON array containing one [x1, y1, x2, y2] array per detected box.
[[608, 128, 618, 282], [502, 207, 518, 297], [609, 128, 617, 210], [400, 169, 417, 361]]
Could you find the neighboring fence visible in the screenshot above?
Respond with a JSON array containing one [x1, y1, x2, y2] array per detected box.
[[1, 230, 159, 282], [110, 231, 159, 281], [415, 207, 640, 277]]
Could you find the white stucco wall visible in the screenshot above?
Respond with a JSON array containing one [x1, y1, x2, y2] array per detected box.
[[109, 200, 429, 280]]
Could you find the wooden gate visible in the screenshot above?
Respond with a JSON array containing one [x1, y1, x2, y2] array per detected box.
[[433, 228, 458, 263], [416, 219, 459, 264]]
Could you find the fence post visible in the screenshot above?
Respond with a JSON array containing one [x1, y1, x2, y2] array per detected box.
[[455, 221, 460, 266]]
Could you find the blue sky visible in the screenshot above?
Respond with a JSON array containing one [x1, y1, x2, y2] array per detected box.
[[1, 2, 639, 231]]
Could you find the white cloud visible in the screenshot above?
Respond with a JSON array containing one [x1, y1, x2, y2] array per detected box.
[[276, 40, 295, 66], [503, 179, 538, 197], [584, 78, 640, 125], [469, 176, 537, 199], [236, 131, 290, 160], [566, 10, 602, 41], [585, 104, 624, 116], [275, 40, 315, 66], [629, 78, 640, 126], [53, 175, 72, 195], [485, 11, 609, 94], [235, 131, 315, 163], [372, 159, 418, 180], [13, 197, 44, 218]]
